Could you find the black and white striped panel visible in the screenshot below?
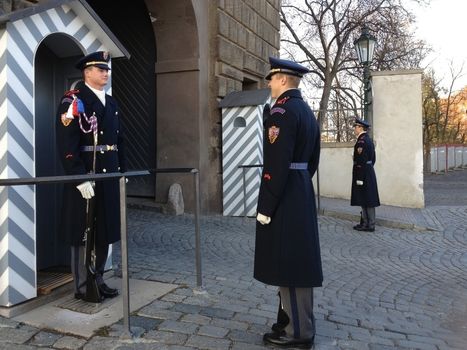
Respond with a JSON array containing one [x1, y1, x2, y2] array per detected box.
[[0, 2, 108, 306], [222, 105, 264, 216]]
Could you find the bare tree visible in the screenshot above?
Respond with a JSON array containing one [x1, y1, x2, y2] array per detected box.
[[280, 0, 431, 124]]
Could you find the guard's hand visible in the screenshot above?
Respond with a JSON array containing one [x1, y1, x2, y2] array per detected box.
[[356, 180, 364, 186], [76, 181, 95, 199], [257, 213, 271, 225]]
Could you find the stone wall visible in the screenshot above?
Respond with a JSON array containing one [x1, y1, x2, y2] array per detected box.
[[216, 0, 280, 96], [201, 0, 280, 212]]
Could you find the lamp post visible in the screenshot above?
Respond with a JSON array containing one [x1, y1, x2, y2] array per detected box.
[[354, 26, 376, 133]]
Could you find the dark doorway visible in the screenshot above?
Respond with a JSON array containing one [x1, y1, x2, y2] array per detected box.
[[34, 34, 83, 271], [88, 0, 157, 197]]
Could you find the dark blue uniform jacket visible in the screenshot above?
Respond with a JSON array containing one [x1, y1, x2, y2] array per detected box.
[[254, 89, 323, 288], [350, 132, 380, 207], [56, 81, 126, 246]]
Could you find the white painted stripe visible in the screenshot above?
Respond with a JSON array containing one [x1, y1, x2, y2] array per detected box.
[[29, 13, 53, 37], [9, 234, 35, 272], [9, 201, 34, 238], [223, 148, 259, 196], [221, 107, 240, 128], [223, 184, 243, 213], [12, 185, 34, 211], [0, 266, 9, 296], [80, 30, 98, 51], [64, 15, 85, 37], [223, 150, 256, 189], [47, 8, 66, 32], [11, 20, 37, 53], [7, 136, 34, 175], [223, 126, 260, 166], [8, 268, 36, 299], [223, 149, 259, 197], [8, 103, 34, 147], [6, 38, 33, 75], [223, 139, 261, 178], [223, 141, 261, 186], [7, 65, 33, 101], [223, 109, 258, 148], [0, 29, 7, 54]]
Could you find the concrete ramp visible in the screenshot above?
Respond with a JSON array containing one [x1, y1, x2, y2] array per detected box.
[[13, 278, 177, 338]]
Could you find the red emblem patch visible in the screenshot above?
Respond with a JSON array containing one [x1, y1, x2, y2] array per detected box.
[[268, 126, 280, 144], [264, 173, 271, 180]]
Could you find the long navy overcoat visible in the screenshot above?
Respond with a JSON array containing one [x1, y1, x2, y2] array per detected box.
[[56, 81, 126, 246], [254, 89, 323, 288], [350, 132, 380, 207]]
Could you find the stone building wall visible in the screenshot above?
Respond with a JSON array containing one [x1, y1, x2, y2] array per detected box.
[[216, 0, 280, 96], [200, 0, 280, 212]]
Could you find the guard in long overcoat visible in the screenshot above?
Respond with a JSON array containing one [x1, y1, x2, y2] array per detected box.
[[254, 57, 322, 349], [55, 51, 125, 300], [350, 118, 380, 231]]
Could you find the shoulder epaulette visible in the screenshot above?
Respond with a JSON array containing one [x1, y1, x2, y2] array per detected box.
[[276, 96, 290, 105], [64, 89, 80, 97]]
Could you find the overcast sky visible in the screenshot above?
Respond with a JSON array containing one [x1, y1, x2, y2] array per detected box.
[[414, 0, 466, 92]]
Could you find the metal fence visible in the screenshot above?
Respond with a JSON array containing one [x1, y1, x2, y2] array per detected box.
[[0, 168, 202, 339], [430, 145, 467, 173]]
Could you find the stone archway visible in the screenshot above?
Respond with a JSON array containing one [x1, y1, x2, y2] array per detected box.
[[145, 0, 208, 211]]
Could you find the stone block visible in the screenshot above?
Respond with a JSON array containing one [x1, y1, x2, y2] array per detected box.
[[163, 183, 184, 215]]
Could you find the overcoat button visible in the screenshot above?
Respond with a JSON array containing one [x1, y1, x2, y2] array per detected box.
[[102, 168, 107, 173]]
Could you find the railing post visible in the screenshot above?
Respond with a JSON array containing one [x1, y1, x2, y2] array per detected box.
[[119, 176, 132, 339], [192, 169, 202, 288], [242, 167, 247, 219]]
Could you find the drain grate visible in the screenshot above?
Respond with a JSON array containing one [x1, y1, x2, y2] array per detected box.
[[56, 294, 119, 314]]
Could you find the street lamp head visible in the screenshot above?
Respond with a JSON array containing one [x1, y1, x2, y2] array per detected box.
[[354, 26, 377, 65]]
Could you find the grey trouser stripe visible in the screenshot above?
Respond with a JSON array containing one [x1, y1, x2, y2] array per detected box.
[[362, 206, 376, 228], [279, 286, 316, 339]]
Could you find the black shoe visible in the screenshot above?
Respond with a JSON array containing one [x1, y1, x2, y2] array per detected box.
[[98, 283, 119, 298], [263, 332, 314, 349], [74, 292, 85, 300], [361, 227, 375, 232], [271, 323, 286, 336], [353, 224, 365, 231]]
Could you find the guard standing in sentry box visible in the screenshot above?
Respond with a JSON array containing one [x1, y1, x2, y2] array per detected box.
[[55, 51, 126, 302], [254, 56, 323, 349]]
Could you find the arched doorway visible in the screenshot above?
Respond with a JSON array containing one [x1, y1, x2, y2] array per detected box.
[[87, 0, 157, 197], [34, 33, 84, 271]]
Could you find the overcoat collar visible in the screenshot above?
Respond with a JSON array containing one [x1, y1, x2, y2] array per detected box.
[[75, 81, 116, 130], [274, 88, 303, 105]]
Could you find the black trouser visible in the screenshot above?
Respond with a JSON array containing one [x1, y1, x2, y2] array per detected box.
[[71, 241, 109, 294]]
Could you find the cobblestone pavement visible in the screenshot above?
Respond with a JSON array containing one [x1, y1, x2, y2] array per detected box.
[[0, 171, 466, 350]]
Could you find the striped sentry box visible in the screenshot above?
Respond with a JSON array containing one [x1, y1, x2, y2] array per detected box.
[[0, 2, 110, 306], [222, 104, 265, 217]]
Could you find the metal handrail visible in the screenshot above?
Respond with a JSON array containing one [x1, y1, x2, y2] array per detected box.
[[0, 168, 202, 340]]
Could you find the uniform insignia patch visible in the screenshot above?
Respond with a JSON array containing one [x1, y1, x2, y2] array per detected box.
[[61, 113, 73, 127], [264, 173, 271, 180], [270, 107, 286, 115], [276, 96, 290, 105], [268, 126, 280, 144], [357, 147, 363, 154]]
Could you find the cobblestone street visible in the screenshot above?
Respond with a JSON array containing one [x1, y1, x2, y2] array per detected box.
[[0, 170, 466, 349]]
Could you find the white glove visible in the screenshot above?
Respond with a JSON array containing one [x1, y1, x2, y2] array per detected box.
[[356, 180, 364, 186], [76, 181, 95, 199], [257, 213, 271, 225]]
